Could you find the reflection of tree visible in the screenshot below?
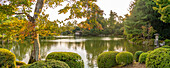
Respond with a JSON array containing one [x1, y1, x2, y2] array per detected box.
[[108, 39, 127, 51], [40, 41, 58, 58], [109, 39, 154, 54], [85, 40, 107, 56], [67, 42, 84, 50], [124, 44, 154, 54], [0, 42, 13, 50], [2, 39, 58, 62], [85, 40, 108, 68], [68, 42, 74, 49], [12, 40, 32, 61]]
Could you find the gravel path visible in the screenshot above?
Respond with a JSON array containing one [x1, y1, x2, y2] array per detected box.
[[113, 62, 146, 68]]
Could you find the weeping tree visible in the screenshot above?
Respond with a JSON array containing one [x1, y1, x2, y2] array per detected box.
[[0, 0, 103, 63]]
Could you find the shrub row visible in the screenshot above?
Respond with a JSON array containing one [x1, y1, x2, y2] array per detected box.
[[135, 45, 170, 68], [2, 45, 169, 68], [0, 48, 84, 68], [97, 51, 133, 68], [97, 45, 170, 68]]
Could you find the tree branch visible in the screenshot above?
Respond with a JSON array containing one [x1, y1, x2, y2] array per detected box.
[[15, 13, 25, 15], [33, 0, 44, 20]]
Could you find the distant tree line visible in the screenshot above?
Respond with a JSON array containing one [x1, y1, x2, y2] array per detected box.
[[63, 10, 124, 37]]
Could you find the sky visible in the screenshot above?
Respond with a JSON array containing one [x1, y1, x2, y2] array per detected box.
[[95, 0, 133, 18], [0, 0, 134, 23], [45, 0, 134, 23]]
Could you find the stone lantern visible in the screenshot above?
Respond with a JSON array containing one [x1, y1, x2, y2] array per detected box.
[[154, 33, 159, 47]]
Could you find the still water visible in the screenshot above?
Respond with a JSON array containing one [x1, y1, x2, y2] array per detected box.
[[1, 36, 154, 68]]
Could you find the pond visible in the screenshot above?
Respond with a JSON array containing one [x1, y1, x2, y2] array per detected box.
[[0, 36, 155, 68]]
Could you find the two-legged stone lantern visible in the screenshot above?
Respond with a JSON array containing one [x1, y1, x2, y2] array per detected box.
[[154, 33, 159, 48]]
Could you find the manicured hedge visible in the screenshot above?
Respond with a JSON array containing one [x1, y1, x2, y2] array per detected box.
[[0, 48, 16, 68], [97, 51, 119, 68], [21, 59, 70, 68], [164, 39, 170, 45], [20, 64, 31, 68], [146, 48, 170, 68], [116, 51, 133, 65], [46, 52, 84, 68], [161, 45, 170, 49], [134, 51, 143, 62], [16, 61, 26, 65], [139, 53, 148, 63]]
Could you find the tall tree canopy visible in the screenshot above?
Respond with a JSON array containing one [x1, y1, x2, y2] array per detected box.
[[124, 0, 157, 41]]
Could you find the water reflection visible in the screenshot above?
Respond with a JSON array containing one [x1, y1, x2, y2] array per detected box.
[[0, 36, 154, 68], [45, 39, 86, 42], [54, 35, 74, 38]]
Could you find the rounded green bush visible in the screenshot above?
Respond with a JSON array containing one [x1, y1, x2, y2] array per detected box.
[[138, 53, 148, 63], [164, 39, 170, 45], [134, 51, 143, 62], [116, 51, 133, 65], [22, 59, 70, 68], [20, 64, 31, 68], [0, 48, 16, 68], [161, 45, 170, 49], [146, 48, 170, 68], [16, 61, 26, 65], [46, 52, 84, 68], [97, 51, 119, 68]]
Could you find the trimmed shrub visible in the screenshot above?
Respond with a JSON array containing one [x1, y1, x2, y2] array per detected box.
[[116, 51, 133, 65], [161, 45, 170, 49], [146, 48, 170, 68], [164, 39, 170, 45], [29, 61, 47, 68], [138, 53, 148, 63], [22, 59, 70, 68], [20, 64, 31, 68], [97, 51, 119, 68], [46, 59, 70, 68], [134, 51, 143, 62], [46, 52, 84, 68], [16, 61, 26, 65], [0, 48, 16, 68]]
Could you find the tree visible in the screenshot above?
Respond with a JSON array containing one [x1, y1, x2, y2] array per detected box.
[[82, 3, 104, 30], [153, 0, 170, 23], [108, 10, 118, 27], [0, 0, 103, 63], [124, 0, 158, 41]]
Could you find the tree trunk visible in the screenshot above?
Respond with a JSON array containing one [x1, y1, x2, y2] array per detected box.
[[28, 34, 41, 64], [28, 0, 44, 63], [34, 34, 41, 61]]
